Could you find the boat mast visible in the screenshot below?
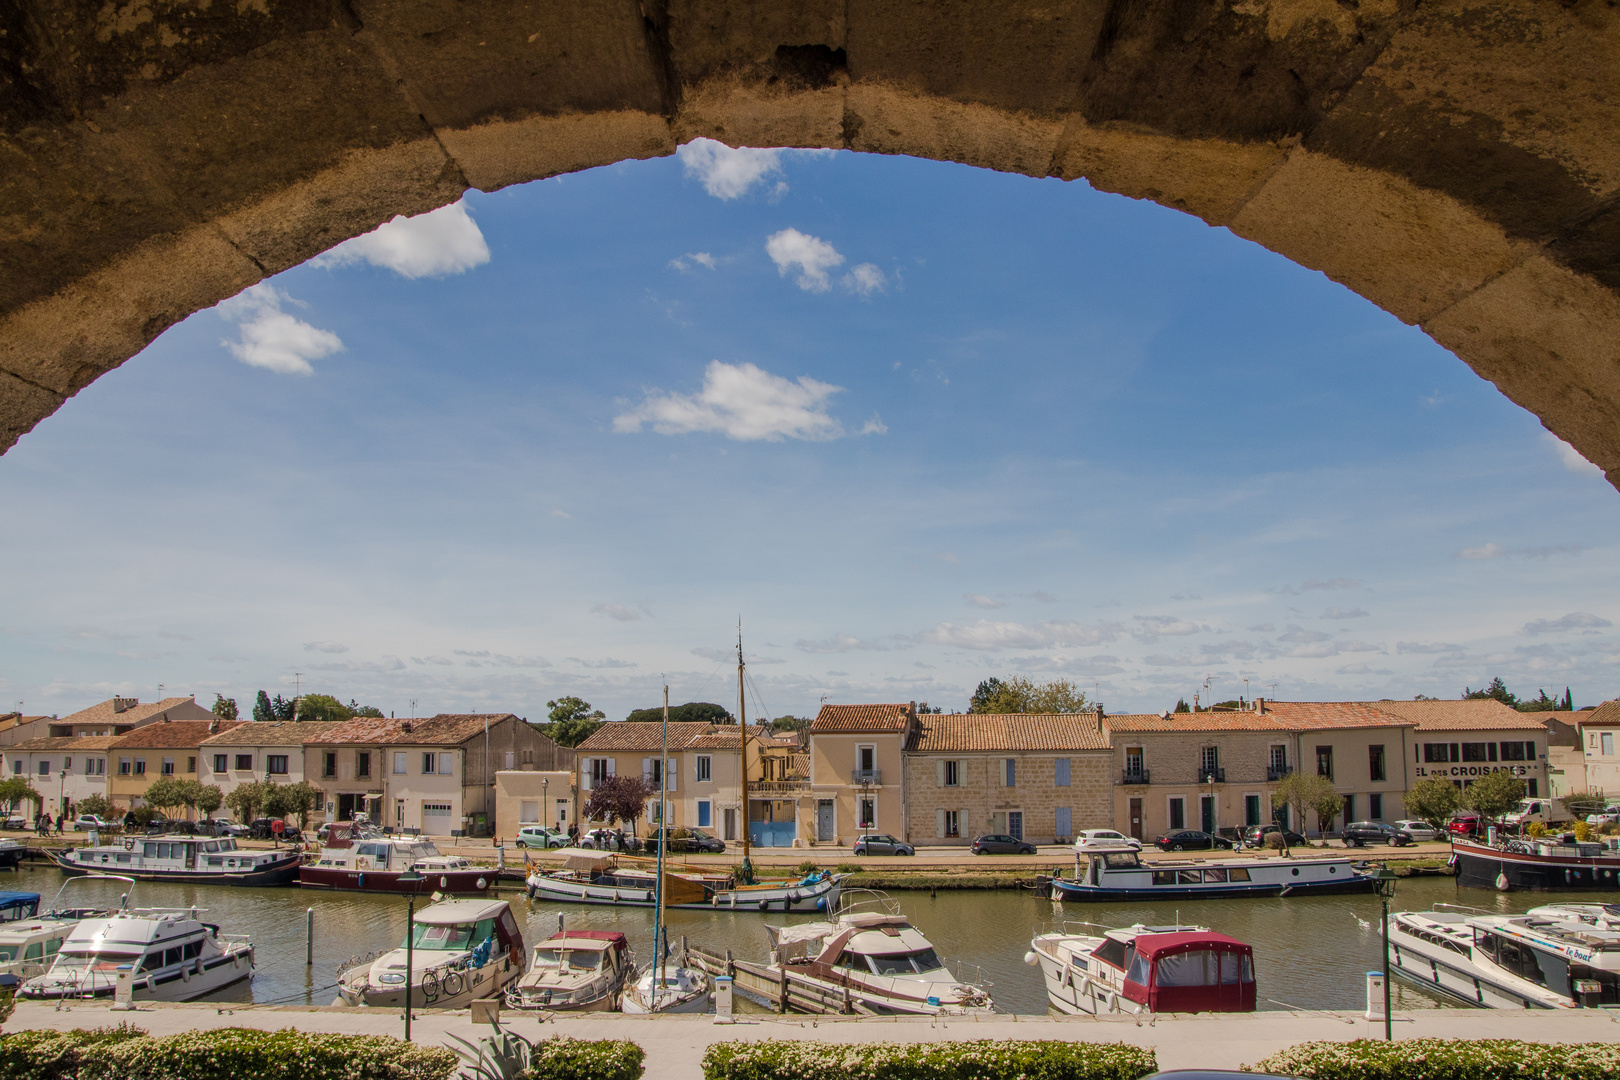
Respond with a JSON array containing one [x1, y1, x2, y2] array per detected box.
[[655, 683, 669, 999], [738, 622, 754, 884]]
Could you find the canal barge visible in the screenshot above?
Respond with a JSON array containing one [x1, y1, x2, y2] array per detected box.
[[527, 849, 840, 913], [301, 824, 491, 894], [1389, 907, 1620, 1008], [1450, 834, 1620, 891], [20, 906, 254, 1002], [337, 897, 524, 1009], [1028, 922, 1256, 1015], [51, 836, 301, 886], [1050, 845, 1378, 901]]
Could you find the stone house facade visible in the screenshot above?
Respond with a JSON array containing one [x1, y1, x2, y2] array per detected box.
[[808, 704, 916, 845], [1576, 700, 1620, 796], [108, 719, 241, 815], [903, 712, 1112, 845]]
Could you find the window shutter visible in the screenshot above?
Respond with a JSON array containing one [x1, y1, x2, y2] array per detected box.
[[605, 758, 615, 776], [582, 763, 592, 791], [936, 760, 944, 787], [666, 758, 676, 792], [936, 809, 945, 838], [643, 758, 652, 782]]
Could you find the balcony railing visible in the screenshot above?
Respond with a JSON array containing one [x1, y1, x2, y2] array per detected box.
[[1267, 765, 1292, 782], [851, 769, 882, 785], [1198, 767, 1226, 784], [751, 780, 811, 796], [1121, 769, 1151, 785]]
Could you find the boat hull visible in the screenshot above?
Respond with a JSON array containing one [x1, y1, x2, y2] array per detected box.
[[1049, 875, 1377, 901], [621, 988, 710, 1013], [51, 850, 301, 887], [1388, 928, 1565, 1009], [527, 873, 839, 913], [1032, 945, 1140, 1016], [0, 844, 25, 870], [1452, 839, 1620, 892], [301, 866, 492, 894], [338, 960, 519, 1009], [21, 947, 254, 1002]]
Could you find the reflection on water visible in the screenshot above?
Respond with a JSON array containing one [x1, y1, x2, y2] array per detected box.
[[10, 865, 1614, 1012]]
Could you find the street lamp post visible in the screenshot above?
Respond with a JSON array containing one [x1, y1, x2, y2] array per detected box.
[[1374, 867, 1397, 1041], [397, 869, 424, 1040], [58, 762, 69, 825], [542, 777, 550, 830]]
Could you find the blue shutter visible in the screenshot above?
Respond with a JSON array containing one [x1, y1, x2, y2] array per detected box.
[[1054, 758, 1070, 787], [1054, 807, 1071, 838]]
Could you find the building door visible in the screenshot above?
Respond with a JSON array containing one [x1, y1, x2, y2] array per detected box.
[[1244, 794, 1261, 827], [817, 800, 835, 842], [1200, 794, 1216, 834], [395, 798, 405, 828], [555, 799, 569, 830], [723, 807, 737, 842], [1008, 811, 1023, 840], [337, 793, 360, 821], [1054, 807, 1071, 840], [1128, 798, 1143, 841]]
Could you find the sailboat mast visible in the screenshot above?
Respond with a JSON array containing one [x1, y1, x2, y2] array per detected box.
[[738, 624, 751, 870], [656, 683, 669, 992]]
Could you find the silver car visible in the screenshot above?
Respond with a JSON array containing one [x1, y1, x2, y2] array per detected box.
[[1394, 819, 1438, 842]]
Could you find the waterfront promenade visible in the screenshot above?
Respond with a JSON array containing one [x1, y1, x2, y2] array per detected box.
[[10, 1001, 1618, 1079]]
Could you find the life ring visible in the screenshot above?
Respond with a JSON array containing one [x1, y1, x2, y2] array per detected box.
[[124, 838, 136, 851]]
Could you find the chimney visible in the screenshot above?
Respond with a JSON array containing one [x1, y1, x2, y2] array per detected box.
[[402, 720, 413, 733], [113, 696, 138, 714], [208, 716, 219, 734], [1256, 697, 1265, 715], [1093, 703, 1104, 731]]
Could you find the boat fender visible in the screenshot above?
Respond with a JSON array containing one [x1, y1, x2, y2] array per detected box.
[[358, 873, 365, 890], [1023, 951, 1039, 966], [440, 876, 449, 889], [528, 886, 537, 900], [476, 877, 487, 890], [816, 898, 826, 911], [787, 893, 800, 905], [181, 964, 191, 983], [1496, 872, 1510, 892], [647, 891, 655, 903], [758, 899, 768, 911]]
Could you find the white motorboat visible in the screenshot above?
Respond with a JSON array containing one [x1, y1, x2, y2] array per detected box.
[[506, 928, 634, 1011], [1028, 921, 1256, 1015], [1389, 906, 1620, 1008], [757, 890, 993, 1016], [19, 906, 253, 1001], [620, 961, 710, 1014], [1527, 903, 1620, 931], [337, 897, 525, 1008], [527, 850, 840, 913]]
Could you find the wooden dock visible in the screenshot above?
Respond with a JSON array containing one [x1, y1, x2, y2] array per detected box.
[[686, 944, 873, 1015]]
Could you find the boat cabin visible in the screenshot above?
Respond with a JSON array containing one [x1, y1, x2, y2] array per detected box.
[[68, 836, 286, 874], [1101, 929, 1256, 1012], [312, 836, 471, 873], [0, 920, 68, 979], [0, 893, 39, 922]]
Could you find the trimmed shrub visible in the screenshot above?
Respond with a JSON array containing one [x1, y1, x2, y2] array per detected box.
[[0, 1026, 456, 1080], [530, 1036, 644, 1080], [1250, 1038, 1620, 1079], [702, 1039, 1156, 1080]]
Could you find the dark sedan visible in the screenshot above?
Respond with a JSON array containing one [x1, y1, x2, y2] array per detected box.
[[1341, 820, 1412, 847], [970, 833, 1037, 855], [1154, 829, 1232, 852], [1241, 824, 1308, 848]]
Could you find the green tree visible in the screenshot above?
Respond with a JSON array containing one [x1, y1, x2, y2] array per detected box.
[[581, 774, 651, 830], [1405, 775, 1462, 828], [968, 676, 1089, 714], [296, 694, 352, 723], [212, 694, 239, 722], [194, 784, 223, 818], [349, 699, 385, 718], [968, 678, 1004, 712], [1463, 677, 1518, 708], [254, 691, 296, 723], [260, 782, 294, 820], [75, 793, 114, 820], [767, 715, 811, 735], [1518, 688, 1559, 713], [543, 696, 606, 747], [1173, 697, 1192, 713], [1461, 770, 1528, 822], [1272, 771, 1343, 836], [225, 780, 267, 823], [142, 777, 188, 817], [1563, 687, 1575, 711], [1562, 789, 1608, 819], [0, 777, 42, 816], [279, 781, 320, 827], [624, 702, 730, 725]]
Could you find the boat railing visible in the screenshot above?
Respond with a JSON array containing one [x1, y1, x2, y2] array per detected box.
[[1035, 918, 1113, 938], [835, 889, 903, 920], [1430, 902, 1503, 916], [948, 959, 993, 991]]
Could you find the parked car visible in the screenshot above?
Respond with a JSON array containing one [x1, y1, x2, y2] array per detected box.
[[123, 810, 167, 831], [72, 814, 113, 832], [1341, 821, 1412, 848], [578, 827, 637, 851], [1447, 811, 1483, 838], [852, 833, 914, 856], [0, 816, 26, 831], [680, 827, 726, 853], [1241, 824, 1308, 848], [248, 818, 301, 842], [163, 819, 199, 835], [1394, 819, 1439, 843], [209, 819, 251, 837], [516, 825, 569, 850], [1073, 828, 1143, 852], [1154, 829, 1231, 852], [1586, 805, 1620, 826], [971, 833, 1037, 855]]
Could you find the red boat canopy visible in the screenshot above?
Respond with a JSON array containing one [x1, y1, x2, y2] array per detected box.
[[1119, 931, 1256, 1014], [545, 930, 628, 952]]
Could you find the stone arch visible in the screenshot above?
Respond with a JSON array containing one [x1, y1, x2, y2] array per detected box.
[[4, 1, 1619, 487]]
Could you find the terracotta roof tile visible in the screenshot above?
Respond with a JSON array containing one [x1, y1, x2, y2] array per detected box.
[[1105, 712, 1289, 733], [1581, 700, 1620, 727], [576, 721, 716, 752], [810, 704, 914, 733], [58, 697, 204, 727], [302, 714, 520, 747], [199, 721, 351, 747], [683, 725, 773, 750], [7, 736, 120, 752], [109, 721, 241, 750], [912, 713, 1111, 752], [1262, 701, 1412, 730], [1369, 698, 1553, 731]]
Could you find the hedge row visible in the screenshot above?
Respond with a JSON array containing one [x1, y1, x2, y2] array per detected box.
[[0, 1027, 456, 1080], [528, 1036, 644, 1080], [701, 1040, 1157, 1080], [1250, 1039, 1620, 1080]]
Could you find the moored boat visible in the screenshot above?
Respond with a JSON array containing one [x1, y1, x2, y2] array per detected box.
[[51, 835, 300, 886], [620, 960, 710, 1014], [1450, 834, 1620, 891], [337, 897, 524, 1008], [1389, 906, 1620, 1008], [1050, 843, 1377, 901], [506, 927, 634, 1011], [527, 849, 839, 913], [1028, 921, 1256, 1015], [19, 906, 253, 1001], [302, 822, 491, 894]]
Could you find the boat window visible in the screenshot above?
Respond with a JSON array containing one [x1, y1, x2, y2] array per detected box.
[[1203, 869, 1229, 883], [1156, 950, 1223, 987], [409, 921, 485, 951], [0, 946, 13, 961], [1103, 853, 1140, 869], [1228, 868, 1251, 882], [1126, 951, 1152, 985], [143, 843, 157, 858], [56, 950, 141, 973], [164, 946, 183, 966], [1176, 870, 1201, 885], [1093, 937, 1129, 970], [565, 949, 602, 970], [184, 941, 201, 959], [115, 853, 131, 864], [531, 948, 563, 967], [23, 942, 42, 960], [208, 858, 223, 866], [139, 953, 160, 972], [868, 949, 943, 975], [1220, 952, 1252, 984], [834, 951, 860, 969], [1151, 871, 1176, 886], [204, 842, 219, 853], [220, 839, 237, 851]]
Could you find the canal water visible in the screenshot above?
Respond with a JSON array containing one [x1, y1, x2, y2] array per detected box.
[[10, 864, 1612, 1013]]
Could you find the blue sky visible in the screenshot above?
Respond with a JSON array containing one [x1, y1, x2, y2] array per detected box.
[[4, 144, 1619, 722]]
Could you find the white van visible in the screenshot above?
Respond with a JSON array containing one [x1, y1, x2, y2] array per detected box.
[[1502, 798, 1573, 828]]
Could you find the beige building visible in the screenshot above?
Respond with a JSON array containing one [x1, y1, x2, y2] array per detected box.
[[494, 770, 575, 836], [198, 721, 336, 817], [108, 719, 241, 815], [808, 704, 916, 844], [1370, 698, 1551, 799], [1577, 700, 1620, 796], [0, 715, 55, 747], [4, 735, 117, 818], [904, 712, 1112, 845], [575, 720, 714, 834], [53, 696, 215, 738], [1264, 702, 1414, 830], [304, 714, 564, 836]]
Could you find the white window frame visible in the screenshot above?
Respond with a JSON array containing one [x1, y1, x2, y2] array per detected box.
[[858, 795, 876, 829], [394, 751, 407, 774], [857, 744, 876, 777], [696, 755, 712, 783], [422, 753, 436, 774]]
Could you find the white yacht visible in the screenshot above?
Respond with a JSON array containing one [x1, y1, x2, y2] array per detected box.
[[19, 907, 253, 1001], [1028, 921, 1256, 1015], [1390, 907, 1620, 1008], [621, 958, 710, 1014], [337, 897, 525, 1008], [1527, 903, 1620, 931], [303, 822, 489, 894], [507, 928, 635, 1011], [757, 891, 993, 1016]]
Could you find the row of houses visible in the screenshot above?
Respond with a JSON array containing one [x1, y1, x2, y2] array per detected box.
[[5, 696, 573, 836], [569, 696, 1573, 847]]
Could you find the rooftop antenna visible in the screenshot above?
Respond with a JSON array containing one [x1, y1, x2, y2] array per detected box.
[[1269, 682, 1280, 702], [294, 673, 302, 697], [1243, 677, 1250, 707], [158, 683, 164, 700]]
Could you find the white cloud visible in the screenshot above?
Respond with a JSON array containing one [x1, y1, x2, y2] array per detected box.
[[576, 658, 636, 669], [964, 594, 1004, 609], [1336, 663, 1391, 675], [671, 252, 719, 272], [1274, 578, 1360, 594], [412, 656, 454, 666], [1544, 432, 1603, 476], [678, 139, 784, 199], [1134, 615, 1204, 638], [766, 228, 844, 292], [795, 634, 890, 654], [311, 656, 405, 672], [1397, 641, 1463, 654], [593, 603, 641, 622], [918, 620, 1119, 651], [303, 641, 349, 654], [1247, 623, 1276, 633], [614, 360, 876, 442], [1523, 612, 1613, 635], [68, 626, 124, 641], [316, 200, 490, 279], [843, 263, 887, 296], [217, 284, 343, 376], [1277, 624, 1330, 644], [1458, 543, 1503, 560], [1337, 640, 1383, 653], [451, 649, 552, 668], [1321, 607, 1369, 619]]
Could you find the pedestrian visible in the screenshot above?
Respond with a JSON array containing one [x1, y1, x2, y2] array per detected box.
[[568, 822, 579, 845], [55, 813, 64, 835]]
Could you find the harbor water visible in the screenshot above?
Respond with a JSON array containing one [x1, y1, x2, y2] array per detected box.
[[10, 863, 1612, 1013]]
